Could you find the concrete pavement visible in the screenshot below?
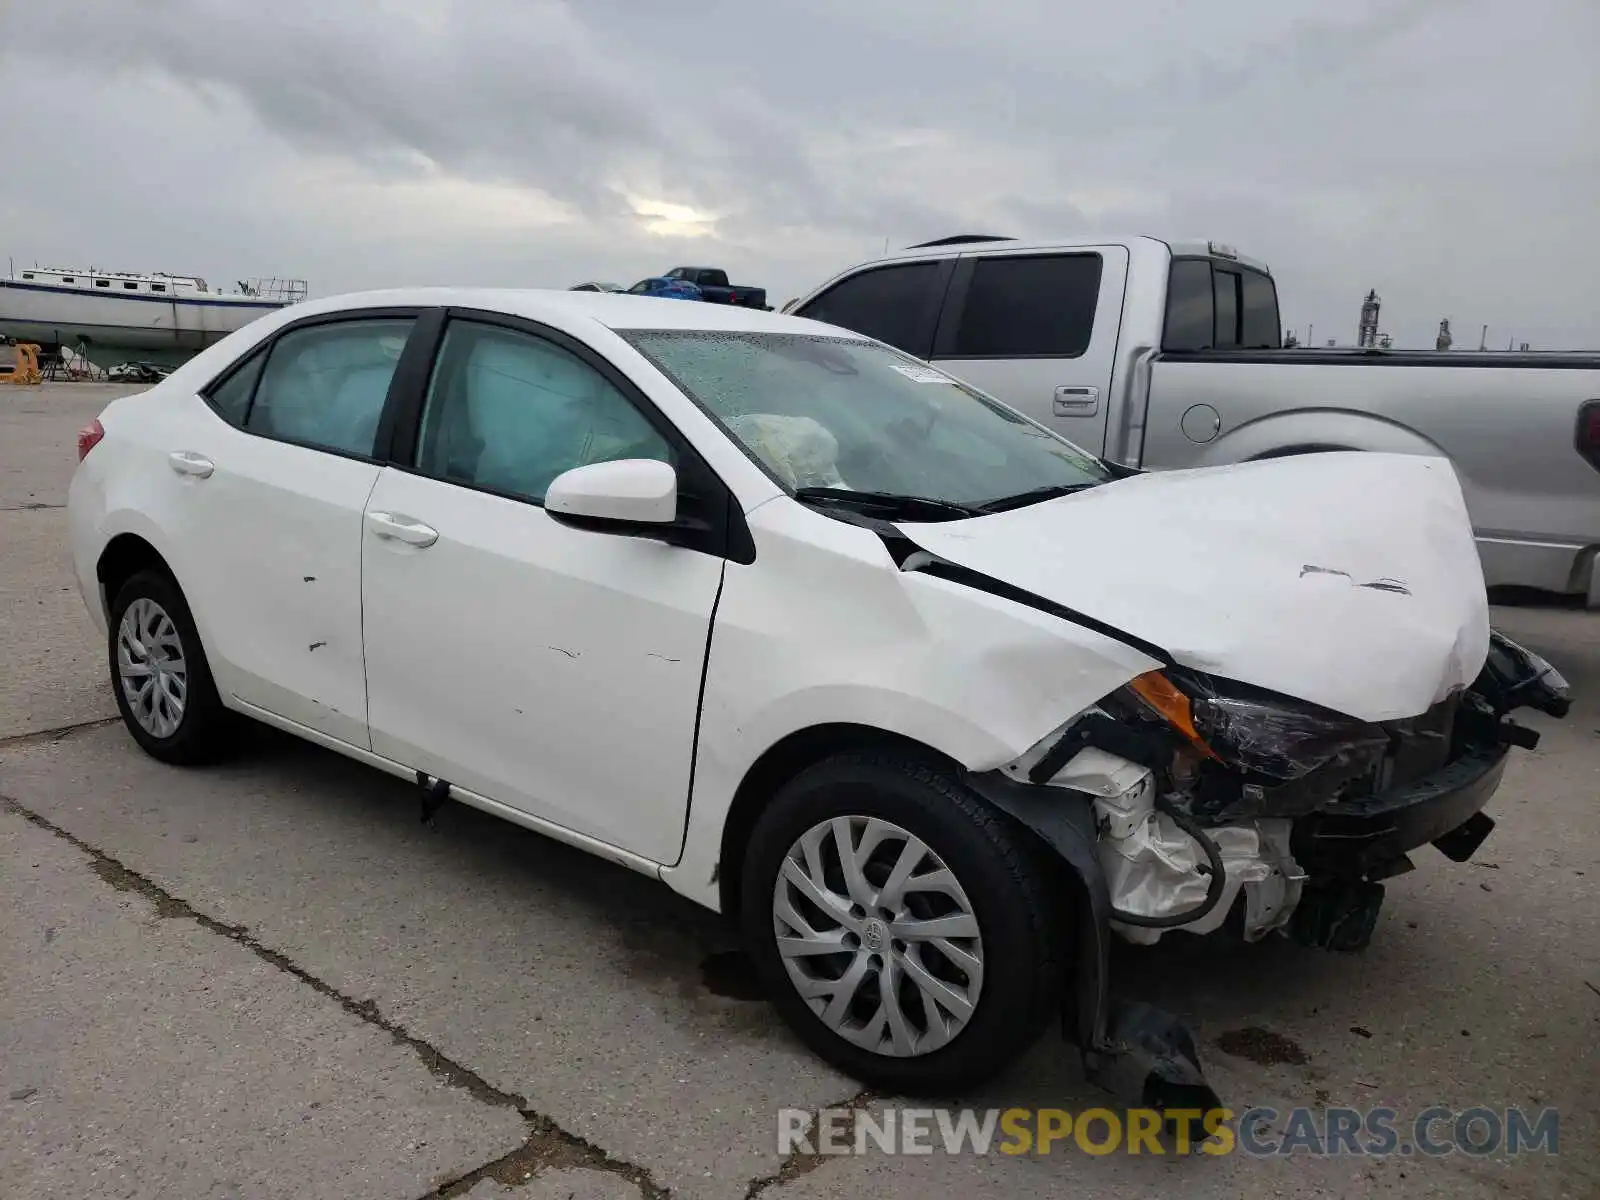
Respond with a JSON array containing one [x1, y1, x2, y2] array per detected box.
[[2, 383, 1596, 1198]]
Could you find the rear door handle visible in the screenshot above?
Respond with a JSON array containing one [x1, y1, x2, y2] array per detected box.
[[167, 451, 214, 478], [365, 510, 439, 548], [1052, 386, 1100, 417]]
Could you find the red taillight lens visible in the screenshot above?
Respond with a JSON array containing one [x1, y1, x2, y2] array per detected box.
[[77, 419, 105, 462], [1578, 401, 1600, 472]]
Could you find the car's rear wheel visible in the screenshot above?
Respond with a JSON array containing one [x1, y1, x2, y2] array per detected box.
[[108, 569, 232, 764], [741, 751, 1064, 1095]]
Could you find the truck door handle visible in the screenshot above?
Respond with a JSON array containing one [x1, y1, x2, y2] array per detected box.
[[365, 511, 439, 548], [1053, 386, 1100, 417], [167, 451, 214, 478]]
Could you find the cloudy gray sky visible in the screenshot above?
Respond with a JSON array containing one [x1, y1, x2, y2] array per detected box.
[[3, 0, 1596, 349]]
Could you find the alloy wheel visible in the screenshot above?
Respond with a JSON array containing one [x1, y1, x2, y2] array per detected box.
[[772, 816, 984, 1057], [116, 596, 188, 739]]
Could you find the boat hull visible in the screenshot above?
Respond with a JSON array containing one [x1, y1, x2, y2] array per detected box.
[[0, 278, 287, 366]]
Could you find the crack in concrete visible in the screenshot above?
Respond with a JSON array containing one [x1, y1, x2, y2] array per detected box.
[[743, 1088, 878, 1198], [0, 791, 671, 1200], [0, 717, 119, 752], [421, 1113, 667, 1199], [0, 501, 66, 511]]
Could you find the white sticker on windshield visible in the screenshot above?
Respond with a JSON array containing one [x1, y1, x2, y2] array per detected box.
[[889, 363, 957, 384]]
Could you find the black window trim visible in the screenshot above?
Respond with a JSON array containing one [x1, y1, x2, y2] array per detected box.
[[932, 250, 1104, 362], [197, 305, 435, 466], [793, 258, 957, 360], [379, 307, 754, 564]]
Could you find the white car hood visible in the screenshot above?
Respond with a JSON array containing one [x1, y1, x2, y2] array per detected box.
[[900, 452, 1490, 722]]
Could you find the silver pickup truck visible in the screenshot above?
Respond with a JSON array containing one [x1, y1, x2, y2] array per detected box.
[[786, 235, 1600, 606]]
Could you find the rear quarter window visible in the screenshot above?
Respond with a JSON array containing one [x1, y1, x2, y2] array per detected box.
[[203, 348, 268, 426]]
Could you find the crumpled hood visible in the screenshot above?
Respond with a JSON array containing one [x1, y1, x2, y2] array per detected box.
[[900, 452, 1491, 722]]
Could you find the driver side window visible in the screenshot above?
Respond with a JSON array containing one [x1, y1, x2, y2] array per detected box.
[[413, 320, 673, 504]]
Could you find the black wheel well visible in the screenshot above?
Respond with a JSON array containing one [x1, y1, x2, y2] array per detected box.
[[96, 534, 173, 613], [1249, 443, 1357, 460], [715, 723, 959, 918]]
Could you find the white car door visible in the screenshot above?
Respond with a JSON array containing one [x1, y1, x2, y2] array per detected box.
[[167, 312, 420, 747], [360, 314, 728, 864]]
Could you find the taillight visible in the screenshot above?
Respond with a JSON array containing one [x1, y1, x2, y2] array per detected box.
[[77, 419, 105, 462], [1578, 401, 1600, 472]]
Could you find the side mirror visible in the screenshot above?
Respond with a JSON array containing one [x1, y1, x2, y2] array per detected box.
[[545, 458, 677, 527]]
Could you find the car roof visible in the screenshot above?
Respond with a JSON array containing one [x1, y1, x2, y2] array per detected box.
[[273, 287, 850, 337], [851, 234, 1272, 277]]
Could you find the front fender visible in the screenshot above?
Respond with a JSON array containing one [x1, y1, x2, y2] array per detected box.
[[663, 505, 1160, 907]]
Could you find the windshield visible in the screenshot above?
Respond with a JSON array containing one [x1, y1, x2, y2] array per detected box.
[[622, 331, 1110, 511]]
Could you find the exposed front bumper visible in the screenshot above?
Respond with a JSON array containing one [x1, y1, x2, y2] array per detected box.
[[1291, 745, 1509, 877]]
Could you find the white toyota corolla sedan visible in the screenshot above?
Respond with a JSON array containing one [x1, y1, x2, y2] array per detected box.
[[68, 289, 1569, 1107]]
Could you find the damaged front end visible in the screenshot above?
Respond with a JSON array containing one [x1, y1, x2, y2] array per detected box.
[[969, 629, 1569, 1114]]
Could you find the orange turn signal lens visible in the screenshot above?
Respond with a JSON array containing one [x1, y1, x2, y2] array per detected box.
[[1128, 671, 1221, 760]]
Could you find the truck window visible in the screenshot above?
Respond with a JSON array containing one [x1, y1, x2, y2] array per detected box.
[[794, 261, 948, 357], [1213, 268, 1240, 348], [946, 253, 1100, 359], [1239, 268, 1281, 348], [1163, 258, 1214, 351]]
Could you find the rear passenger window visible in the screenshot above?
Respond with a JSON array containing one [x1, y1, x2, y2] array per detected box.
[[1162, 259, 1215, 351], [247, 319, 413, 457], [795, 262, 947, 357], [414, 320, 673, 504], [950, 253, 1101, 358], [205, 348, 267, 426]]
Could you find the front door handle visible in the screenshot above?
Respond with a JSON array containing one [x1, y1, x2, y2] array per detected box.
[[167, 450, 214, 478], [1052, 386, 1100, 417], [366, 511, 439, 548]]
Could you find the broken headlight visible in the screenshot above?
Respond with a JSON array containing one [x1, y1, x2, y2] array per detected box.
[[1121, 669, 1389, 783], [1474, 630, 1571, 718]]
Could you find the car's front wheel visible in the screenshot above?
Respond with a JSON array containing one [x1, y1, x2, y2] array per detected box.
[[741, 751, 1065, 1095], [108, 569, 232, 764]]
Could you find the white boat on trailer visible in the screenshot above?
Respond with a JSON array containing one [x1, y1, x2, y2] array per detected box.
[[0, 265, 307, 367]]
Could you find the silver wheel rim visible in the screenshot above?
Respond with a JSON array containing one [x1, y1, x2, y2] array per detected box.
[[116, 597, 188, 739], [772, 816, 984, 1057]]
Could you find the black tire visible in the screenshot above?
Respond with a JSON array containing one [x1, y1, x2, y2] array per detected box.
[[107, 569, 233, 764], [740, 751, 1065, 1095]]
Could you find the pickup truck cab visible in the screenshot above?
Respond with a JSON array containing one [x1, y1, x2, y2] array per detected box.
[[789, 236, 1600, 605], [664, 266, 769, 310]]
